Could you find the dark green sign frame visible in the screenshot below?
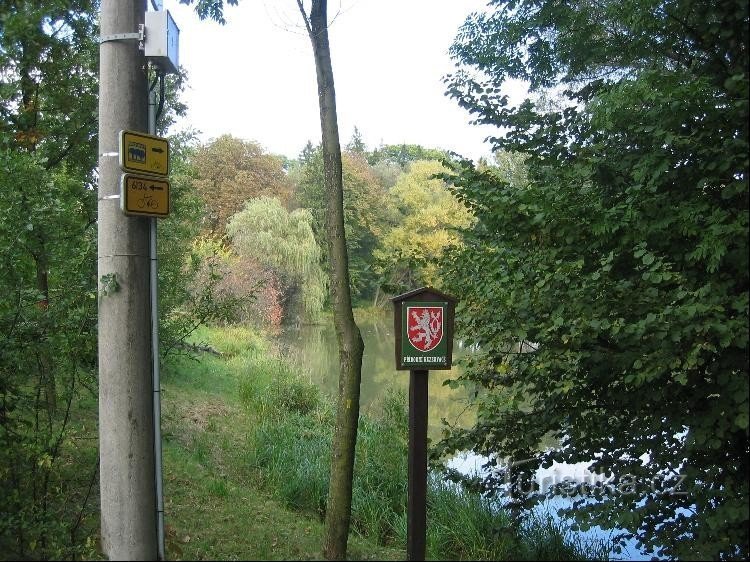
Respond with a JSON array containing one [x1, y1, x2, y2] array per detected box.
[[392, 287, 456, 371]]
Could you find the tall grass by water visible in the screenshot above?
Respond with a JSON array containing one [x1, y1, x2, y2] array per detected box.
[[196, 325, 608, 560]]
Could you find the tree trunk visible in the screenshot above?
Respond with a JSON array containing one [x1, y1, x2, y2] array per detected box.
[[20, 51, 56, 416], [33, 246, 56, 416], [300, 1, 365, 559]]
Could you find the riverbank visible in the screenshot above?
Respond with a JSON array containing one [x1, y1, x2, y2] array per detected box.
[[1, 321, 608, 560], [163, 324, 608, 560], [159, 325, 398, 560]]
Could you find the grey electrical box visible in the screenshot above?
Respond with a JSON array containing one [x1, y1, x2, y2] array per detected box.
[[145, 10, 179, 74]]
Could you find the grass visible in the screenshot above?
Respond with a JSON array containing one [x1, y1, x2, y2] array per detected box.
[[161, 435, 395, 561], [166, 324, 609, 561], [160, 326, 401, 560]]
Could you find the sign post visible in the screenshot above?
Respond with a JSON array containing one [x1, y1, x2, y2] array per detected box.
[[118, 130, 170, 220], [392, 287, 457, 561]]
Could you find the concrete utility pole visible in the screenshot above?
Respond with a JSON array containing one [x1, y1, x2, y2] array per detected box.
[[98, 0, 158, 559]]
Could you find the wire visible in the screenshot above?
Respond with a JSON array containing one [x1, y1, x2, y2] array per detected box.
[[156, 72, 166, 124], [149, 72, 159, 94]]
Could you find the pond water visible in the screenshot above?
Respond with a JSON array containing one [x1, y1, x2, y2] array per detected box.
[[274, 311, 475, 441], [449, 452, 658, 561], [274, 311, 657, 561]]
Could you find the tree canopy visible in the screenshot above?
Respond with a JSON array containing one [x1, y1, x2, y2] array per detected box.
[[435, 0, 749, 559], [0, 3, 101, 555], [192, 134, 293, 236], [373, 160, 473, 294], [293, 145, 397, 301]]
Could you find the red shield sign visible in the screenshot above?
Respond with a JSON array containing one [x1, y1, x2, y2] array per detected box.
[[406, 306, 444, 352]]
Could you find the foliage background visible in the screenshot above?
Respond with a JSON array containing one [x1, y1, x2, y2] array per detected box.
[[434, 0, 749, 559]]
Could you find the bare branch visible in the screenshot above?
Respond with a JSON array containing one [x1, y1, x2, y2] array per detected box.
[[296, 0, 312, 37]]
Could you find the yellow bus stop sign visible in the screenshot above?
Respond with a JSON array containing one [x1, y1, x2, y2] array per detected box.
[[121, 174, 170, 218], [119, 130, 170, 176]]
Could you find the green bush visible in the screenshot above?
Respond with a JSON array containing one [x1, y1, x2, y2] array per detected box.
[[238, 355, 320, 417]]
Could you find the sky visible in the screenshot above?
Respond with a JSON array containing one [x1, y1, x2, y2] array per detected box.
[[160, 0, 510, 162]]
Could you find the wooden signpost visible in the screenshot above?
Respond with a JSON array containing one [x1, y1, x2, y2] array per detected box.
[[392, 287, 457, 561]]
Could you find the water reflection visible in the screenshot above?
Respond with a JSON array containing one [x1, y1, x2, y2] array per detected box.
[[274, 311, 475, 440], [448, 452, 658, 561]]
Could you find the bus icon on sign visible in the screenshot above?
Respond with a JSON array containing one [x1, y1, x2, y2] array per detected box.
[[119, 130, 170, 177], [128, 142, 146, 163]]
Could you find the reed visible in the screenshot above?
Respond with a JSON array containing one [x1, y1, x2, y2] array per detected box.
[[236, 357, 606, 559]]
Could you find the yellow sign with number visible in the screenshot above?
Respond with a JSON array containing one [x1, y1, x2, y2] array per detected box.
[[119, 130, 170, 176], [120, 174, 170, 218]]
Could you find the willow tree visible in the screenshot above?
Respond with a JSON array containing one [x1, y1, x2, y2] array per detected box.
[[295, 2, 364, 558], [192, 135, 293, 236], [226, 196, 327, 322]]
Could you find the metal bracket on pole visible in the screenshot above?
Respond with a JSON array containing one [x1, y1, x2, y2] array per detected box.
[[99, 24, 146, 50]]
